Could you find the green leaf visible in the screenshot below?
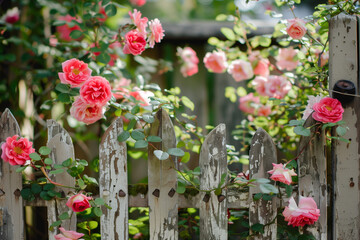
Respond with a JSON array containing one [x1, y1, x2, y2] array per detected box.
[[288, 119, 305, 126], [142, 114, 154, 123], [58, 93, 71, 103], [118, 131, 130, 142], [43, 183, 55, 191], [167, 148, 185, 157], [336, 126, 347, 136], [50, 220, 62, 228], [181, 96, 194, 111], [293, 126, 311, 136], [102, 0, 111, 5], [62, 158, 72, 167], [131, 105, 140, 115], [154, 150, 169, 160], [251, 223, 264, 234], [259, 36, 271, 47], [44, 158, 53, 165], [94, 198, 105, 205], [180, 152, 190, 163], [131, 130, 145, 141], [221, 27, 236, 41], [88, 221, 98, 230], [147, 135, 162, 142], [55, 84, 70, 93], [40, 191, 52, 200], [105, 4, 117, 17], [127, 119, 137, 131], [134, 140, 148, 149], [255, 178, 270, 184], [285, 185, 293, 197], [29, 152, 41, 161], [97, 53, 110, 64], [253, 193, 263, 201], [16, 166, 27, 173], [176, 181, 186, 194], [31, 184, 42, 194], [218, 173, 227, 188], [59, 212, 70, 220], [259, 183, 279, 194], [53, 20, 67, 26], [79, 159, 88, 166], [70, 30, 83, 39], [78, 179, 86, 189], [94, 207, 103, 217], [39, 146, 51, 156], [49, 169, 64, 175]]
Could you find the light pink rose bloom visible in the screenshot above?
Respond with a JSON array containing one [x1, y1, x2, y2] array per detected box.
[[129, 9, 148, 38], [130, 0, 146, 7], [238, 93, 260, 115], [70, 97, 105, 125], [113, 78, 131, 99], [286, 18, 307, 40], [133, 233, 144, 239], [283, 196, 320, 227], [1, 135, 35, 166], [312, 97, 344, 123], [203, 51, 228, 73], [252, 76, 267, 96], [257, 105, 272, 117], [80, 76, 112, 106], [267, 163, 297, 185], [56, 15, 82, 42], [276, 47, 299, 71], [58, 58, 92, 88], [55, 227, 84, 240], [66, 193, 92, 212], [2, 7, 20, 24], [123, 30, 147, 55], [177, 47, 199, 77], [249, 51, 270, 77], [129, 88, 154, 106], [49, 35, 58, 47], [148, 18, 164, 48], [234, 170, 249, 184], [302, 95, 322, 120], [228, 59, 254, 82], [264, 75, 292, 99]]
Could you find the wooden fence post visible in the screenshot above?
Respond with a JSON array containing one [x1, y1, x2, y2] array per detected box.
[[99, 118, 128, 240], [0, 109, 24, 240], [46, 120, 76, 238], [148, 109, 178, 240], [199, 123, 227, 240], [297, 116, 327, 239], [248, 128, 277, 240], [329, 13, 360, 239]]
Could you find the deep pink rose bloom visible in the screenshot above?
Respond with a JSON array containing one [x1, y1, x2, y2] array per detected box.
[[130, 0, 146, 7], [264, 75, 292, 99], [267, 163, 297, 185], [66, 193, 92, 212], [97, 2, 107, 22], [56, 15, 82, 42], [3, 7, 20, 24], [70, 97, 105, 125], [238, 93, 260, 115], [55, 227, 84, 240], [180, 62, 198, 77], [286, 18, 307, 40], [257, 105, 272, 117], [283, 196, 320, 227], [276, 47, 299, 71], [129, 9, 148, 38], [228, 59, 254, 82], [177, 47, 199, 77], [1, 135, 35, 166], [148, 18, 165, 48], [80, 76, 112, 106], [203, 51, 228, 73], [58, 58, 92, 88], [123, 30, 146, 55], [249, 51, 270, 77], [312, 97, 344, 123]]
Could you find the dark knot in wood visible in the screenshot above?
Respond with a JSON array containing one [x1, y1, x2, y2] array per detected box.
[[13, 189, 21, 197], [0, 189, 5, 197], [202, 193, 210, 203], [217, 195, 226, 203], [168, 188, 176, 198], [332, 80, 355, 106], [118, 190, 126, 197], [152, 189, 160, 198]]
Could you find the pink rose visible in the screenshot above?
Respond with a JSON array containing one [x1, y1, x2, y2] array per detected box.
[[234, 170, 249, 184], [113, 78, 131, 99], [70, 97, 105, 125], [249, 51, 270, 77], [80, 76, 112, 106], [97, 2, 107, 22], [203, 51, 228, 73], [1, 135, 35, 166], [180, 62, 198, 77], [302, 95, 323, 120], [286, 18, 307, 40], [228, 59, 254, 82], [66, 193, 92, 212], [238, 93, 260, 115], [312, 97, 344, 123], [130, 0, 146, 7], [257, 105, 272, 117], [58, 58, 92, 88], [177, 47, 199, 77], [267, 163, 297, 185], [264, 75, 292, 99], [129, 9, 148, 38], [276, 47, 299, 71], [283, 196, 320, 227], [133, 233, 144, 239], [55, 227, 84, 240], [148, 18, 165, 48], [123, 30, 146, 55], [129, 89, 154, 106], [56, 15, 82, 42], [2, 7, 20, 24], [252, 76, 267, 96]]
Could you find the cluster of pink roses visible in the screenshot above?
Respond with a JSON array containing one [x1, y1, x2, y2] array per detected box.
[[238, 93, 272, 117], [177, 47, 199, 77]]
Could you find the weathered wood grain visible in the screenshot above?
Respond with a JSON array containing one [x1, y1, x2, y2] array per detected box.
[[0, 109, 24, 240], [148, 109, 178, 240], [329, 13, 360, 240], [297, 116, 327, 239], [199, 124, 227, 240], [99, 117, 128, 240], [46, 120, 76, 239], [248, 128, 277, 240]]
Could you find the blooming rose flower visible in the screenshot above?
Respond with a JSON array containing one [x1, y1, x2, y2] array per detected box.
[[129, 9, 148, 38], [55, 227, 84, 240], [264, 75, 292, 99], [123, 30, 147, 55], [302, 95, 323, 120], [276, 47, 299, 71], [234, 170, 249, 184], [58, 59, 92, 88], [238, 93, 260, 115], [249, 51, 270, 77], [56, 15, 82, 42], [180, 62, 198, 77], [129, 88, 154, 106], [312, 97, 344, 123], [148, 18, 164, 48], [130, 0, 146, 7], [257, 105, 272, 117], [2, 7, 20, 24], [113, 78, 132, 99], [1, 135, 35, 166], [286, 18, 307, 40], [252, 76, 267, 96], [66, 193, 92, 212], [80, 76, 112, 106], [267, 163, 297, 185], [283, 196, 320, 227], [228, 59, 254, 82], [177, 47, 199, 77], [97, 2, 107, 22], [70, 97, 105, 125], [203, 51, 228, 73]]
